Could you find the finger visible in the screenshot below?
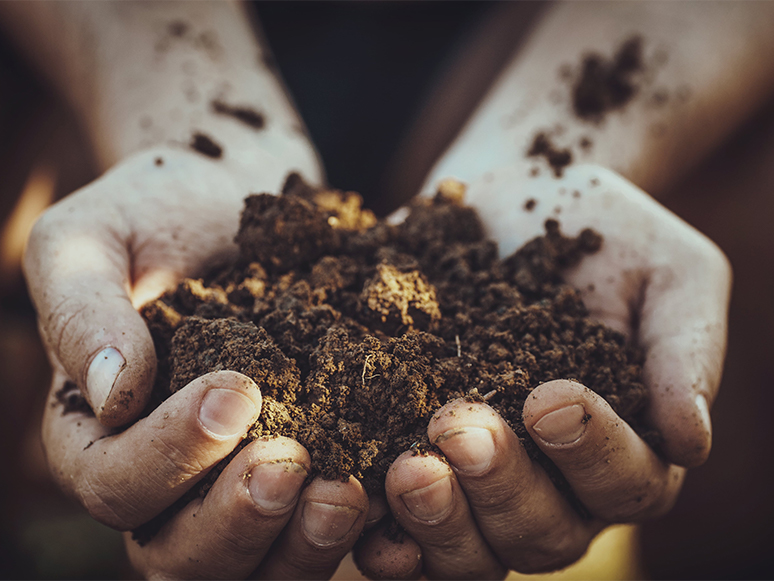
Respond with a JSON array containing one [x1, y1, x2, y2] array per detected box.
[[637, 238, 730, 468], [354, 520, 423, 580], [427, 399, 600, 574], [558, 167, 731, 467], [127, 436, 309, 580], [365, 492, 390, 530], [24, 186, 156, 426], [253, 475, 369, 580], [43, 370, 261, 530], [385, 451, 506, 580], [523, 379, 685, 522]]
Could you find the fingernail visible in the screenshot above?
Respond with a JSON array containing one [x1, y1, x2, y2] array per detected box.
[[249, 461, 307, 512], [302, 501, 360, 547], [696, 394, 712, 438], [86, 347, 125, 412], [434, 427, 495, 474], [533, 403, 587, 444], [401, 476, 453, 523], [198, 388, 257, 438]]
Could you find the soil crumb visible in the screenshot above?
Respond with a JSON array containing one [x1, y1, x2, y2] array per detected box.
[[190, 132, 223, 159], [212, 100, 266, 130], [527, 132, 573, 177], [524, 198, 537, 211], [132, 174, 658, 543], [54, 381, 93, 416], [572, 36, 644, 122]]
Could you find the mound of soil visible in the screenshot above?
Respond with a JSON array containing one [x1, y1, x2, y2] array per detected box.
[[133, 174, 658, 543]]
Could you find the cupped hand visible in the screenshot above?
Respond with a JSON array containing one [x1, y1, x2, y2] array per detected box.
[[356, 164, 730, 578], [24, 145, 297, 426], [44, 369, 369, 579], [28, 146, 368, 578]]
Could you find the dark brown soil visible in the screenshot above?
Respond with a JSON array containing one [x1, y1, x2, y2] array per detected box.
[[527, 132, 573, 177], [190, 132, 223, 158], [54, 381, 94, 416], [571, 36, 644, 122], [130, 174, 658, 543]]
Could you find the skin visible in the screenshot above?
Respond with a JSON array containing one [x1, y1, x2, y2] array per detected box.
[[2, 0, 772, 578]]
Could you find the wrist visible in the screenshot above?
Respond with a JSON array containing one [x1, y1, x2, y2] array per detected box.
[[62, 1, 322, 186]]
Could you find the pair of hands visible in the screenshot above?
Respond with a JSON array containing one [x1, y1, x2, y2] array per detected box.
[[27, 146, 730, 579]]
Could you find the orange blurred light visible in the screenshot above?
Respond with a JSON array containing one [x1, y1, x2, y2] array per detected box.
[[0, 163, 57, 278]]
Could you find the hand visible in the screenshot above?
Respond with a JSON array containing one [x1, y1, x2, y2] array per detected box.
[[355, 164, 730, 578], [24, 145, 295, 426], [44, 369, 369, 579], [29, 148, 367, 578]]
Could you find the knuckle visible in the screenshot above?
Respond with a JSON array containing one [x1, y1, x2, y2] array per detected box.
[[46, 297, 91, 366], [76, 475, 140, 531], [209, 525, 265, 561], [468, 473, 526, 512], [506, 530, 588, 574], [598, 475, 671, 522], [149, 436, 208, 480]]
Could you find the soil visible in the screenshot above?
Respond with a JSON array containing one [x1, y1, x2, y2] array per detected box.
[[527, 132, 573, 177], [130, 173, 659, 543], [571, 36, 644, 122], [190, 132, 223, 159]]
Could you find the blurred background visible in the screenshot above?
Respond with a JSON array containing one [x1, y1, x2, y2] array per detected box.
[[1, 2, 773, 579]]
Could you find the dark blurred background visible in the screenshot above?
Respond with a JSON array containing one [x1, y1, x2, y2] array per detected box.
[[1, 2, 773, 579]]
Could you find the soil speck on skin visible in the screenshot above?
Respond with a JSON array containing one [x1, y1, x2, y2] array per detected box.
[[571, 36, 645, 122], [529, 167, 540, 178], [168, 20, 189, 38], [190, 132, 223, 159], [579, 137, 593, 151], [573, 190, 582, 199], [527, 133, 572, 177], [155, 157, 164, 167], [212, 100, 266, 130], [131, 174, 657, 544], [524, 198, 537, 211], [54, 381, 93, 416]]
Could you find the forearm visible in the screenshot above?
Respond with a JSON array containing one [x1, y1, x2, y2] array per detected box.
[[427, 1, 774, 196], [0, 1, 322, 189]]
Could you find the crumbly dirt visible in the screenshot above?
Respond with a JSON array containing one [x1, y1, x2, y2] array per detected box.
[[571, 36, 644, 122], [190, 132, 223, 158], [527, 132, 573, 177], [128, 174, 658, 543]]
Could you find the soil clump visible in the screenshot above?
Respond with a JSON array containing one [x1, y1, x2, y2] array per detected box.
[[571, 36, 644, 122], [131, 174, 657, 542]]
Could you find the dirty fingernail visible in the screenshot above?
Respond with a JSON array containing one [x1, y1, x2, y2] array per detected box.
[[86, 347, 125, 412], [302, 501, 360, 547], [198, 388, 256, 438], [533, 404, 587, 444], [401, 476, 453, 523], [434, 427, 495, 474], [249, 462, 307, 512]]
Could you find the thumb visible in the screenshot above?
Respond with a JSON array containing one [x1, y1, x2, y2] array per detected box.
[[24, 189, 156, 427]]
